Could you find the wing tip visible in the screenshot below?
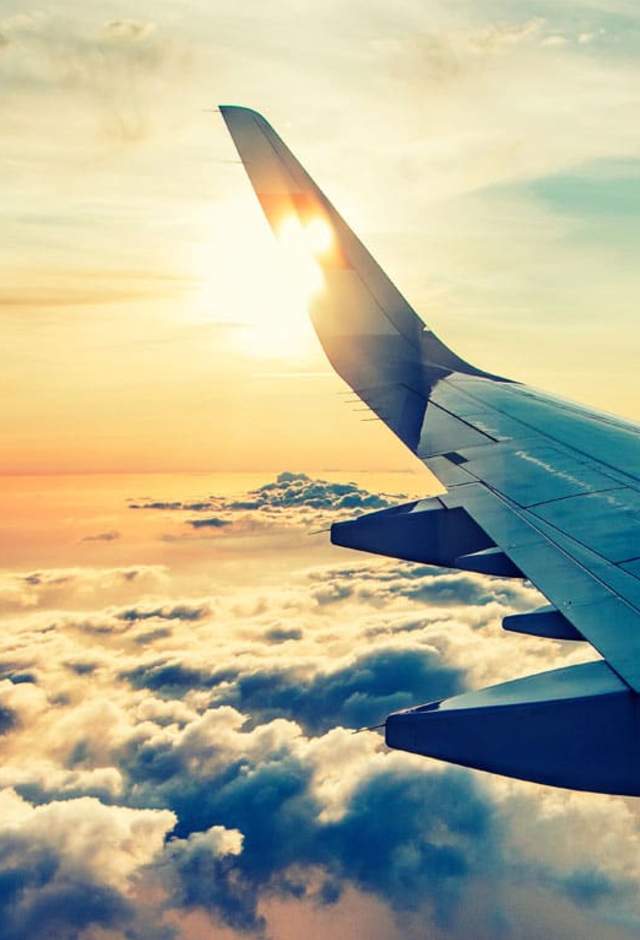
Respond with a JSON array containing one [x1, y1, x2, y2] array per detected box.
[[218, 104, 267, 124]]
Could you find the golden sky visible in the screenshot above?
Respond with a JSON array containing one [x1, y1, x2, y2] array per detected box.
[[3, 1, 640, 473]]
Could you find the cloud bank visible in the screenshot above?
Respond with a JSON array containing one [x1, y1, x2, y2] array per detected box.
[[0, 471, 637, 939]]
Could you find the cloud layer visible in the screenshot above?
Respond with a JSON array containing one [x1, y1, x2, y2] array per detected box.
[[131, 471, 406, 536], [0, 471, 637, 939]]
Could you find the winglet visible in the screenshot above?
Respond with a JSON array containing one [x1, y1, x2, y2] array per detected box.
[[219, 106, 504, 453], [219, 105, 425, 346]]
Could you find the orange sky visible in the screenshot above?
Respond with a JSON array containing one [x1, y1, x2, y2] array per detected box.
[[3, 3, 640, 473]]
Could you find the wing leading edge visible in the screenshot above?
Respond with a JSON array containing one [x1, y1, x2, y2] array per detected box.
[[220, 105, 640, 794]]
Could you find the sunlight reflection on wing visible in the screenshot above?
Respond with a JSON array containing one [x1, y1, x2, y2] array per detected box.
[[276, 214, 325, 299], [192, 198, 335, 360], [304, 216, 334, 257]]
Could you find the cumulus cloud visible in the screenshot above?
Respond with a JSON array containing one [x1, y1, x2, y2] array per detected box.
[[307, 561, 531, 609], [101, 699, 639, 937], [0, 788, 176, 939], [0, 565, 168, 612], [121, 640, 463, 734], [0, 679, 47, 729], [159, 825, 254, 930], [228, 472, 401, 513], [0, 789, 173, 889], [0, 469, 635, 937], [0, 762, 124, 803], [107, 702, 500, 930], [131, 471, 407, 538], [206, 646, 463, 733]]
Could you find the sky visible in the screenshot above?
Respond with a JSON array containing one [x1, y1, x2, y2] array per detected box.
[[3, 0, 640, 472], [4, 2, 640, 939]]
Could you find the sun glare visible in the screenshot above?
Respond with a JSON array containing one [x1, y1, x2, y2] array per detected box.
[[304, 216, 334, 256], [192, 199, 334, 360], [276, 214, 326, 297]]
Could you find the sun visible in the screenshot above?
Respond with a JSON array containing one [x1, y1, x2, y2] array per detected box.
[[275, 214, 329, 299], [191, 198, 334, 360], [303, 216, 334, 257]]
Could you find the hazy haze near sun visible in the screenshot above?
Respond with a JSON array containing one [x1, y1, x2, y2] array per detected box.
[[3, 0, 640, 472]]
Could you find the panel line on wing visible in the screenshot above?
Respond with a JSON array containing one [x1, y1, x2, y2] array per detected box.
[[444, 376, 640, 489]]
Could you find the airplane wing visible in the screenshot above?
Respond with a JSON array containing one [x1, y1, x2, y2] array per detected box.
[[220, 105, 640, 795]]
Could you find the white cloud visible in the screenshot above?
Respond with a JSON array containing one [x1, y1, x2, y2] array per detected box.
[[164, 824, 244, 861], [0, 788, 175, 890], [0, 565, 169, 612], [0, 762, 124, 798], [0, 517, 634, 938], [0, 677, 47, 724]]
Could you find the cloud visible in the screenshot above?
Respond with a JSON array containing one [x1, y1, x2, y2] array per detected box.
[[0, 679, 48, 730], [123, 660, 218, 695], [263, 627, 303, 644], [48, 599, 212, 643], [81, 529, 121, 542], [159, 826, 257, 931], [122, 639, 463, 735], [0, 470, 635, 937], [130, 501, 215, 511], [308, 562, 522, 608], [112, 700, 637, 938], [227, 472, 402, 514], [135, 626, 174, 645], [0, 12, 191, 145], [119, 704, 495, 929], [207, 646, 463, 733], [104, 19, 157, 42], [0, 789, 173, 888], [187, 517, 232, 529], [131, 472, 407, 538], [0, 788, 176, 939], [0, 762, 124, 803], [116, 602, 211, 623], [0, 565, 169, 612]]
